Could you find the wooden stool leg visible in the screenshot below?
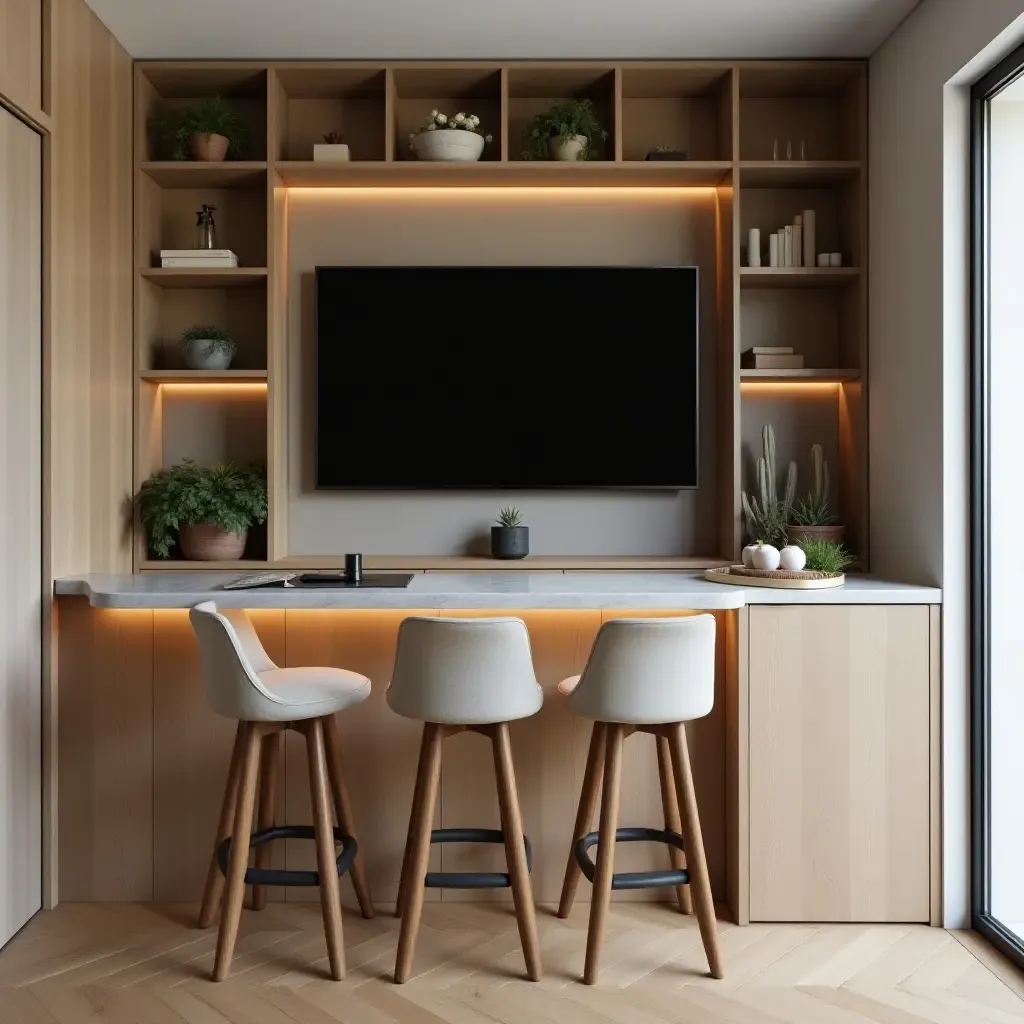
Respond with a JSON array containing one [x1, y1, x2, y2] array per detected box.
[[396, 725, 433, 919], [584, 723, 624, 985], [394, 723, 444, 984], [667, 722, 723, 980], [656, 733, 693, 916], [324, 714, 375, 920], [198, 723, 246, 929], [558, 721, 606, 919], [491, 723, 542, 982], [251, 731, 281, 912], [305, 718, 346, 981], [212, 722, 261, 981]]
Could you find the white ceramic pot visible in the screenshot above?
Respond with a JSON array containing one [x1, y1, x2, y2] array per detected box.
[[550, 134, 587, 161], [313, 143, 351, 162], [183, 338, 235, 370], [411, 129, 485, 162]]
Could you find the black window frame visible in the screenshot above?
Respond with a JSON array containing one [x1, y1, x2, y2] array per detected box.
[[971, 38, 1024, 970]]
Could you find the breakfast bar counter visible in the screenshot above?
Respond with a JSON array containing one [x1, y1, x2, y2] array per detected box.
[[53, 571, 942, 927]]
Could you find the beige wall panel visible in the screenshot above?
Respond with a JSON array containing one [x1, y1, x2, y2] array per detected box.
[[0, 0, 42, 116], [57, 601, 154, 900], [152, 610, 285, 902], [748, 605, 931, 922]]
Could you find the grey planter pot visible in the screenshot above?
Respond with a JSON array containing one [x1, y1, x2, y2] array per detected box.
[[491, 526, 529, 560]]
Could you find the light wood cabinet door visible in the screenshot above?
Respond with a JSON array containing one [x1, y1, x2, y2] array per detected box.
[[0, 0, 42, 115], [748, 605, 932, 922]]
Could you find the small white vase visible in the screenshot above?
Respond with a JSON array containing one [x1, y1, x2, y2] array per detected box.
[[183, 339, 234, 370], [313, 143, 351, 162], [550, 134, 587, 161], [411, 130, 485, 162]]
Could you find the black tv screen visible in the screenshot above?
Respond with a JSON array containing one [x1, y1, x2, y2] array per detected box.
[[315, 266, 698, 489]]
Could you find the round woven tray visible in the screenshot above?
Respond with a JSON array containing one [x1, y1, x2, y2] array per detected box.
[[704, 566, 846, 590]]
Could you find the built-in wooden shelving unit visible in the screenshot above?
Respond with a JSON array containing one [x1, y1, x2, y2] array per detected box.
[[133, 59, 868, 570]]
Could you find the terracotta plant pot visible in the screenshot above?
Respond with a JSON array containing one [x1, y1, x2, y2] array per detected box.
[[179, 523, 247, 561], [189, 132, 230, 162], [787, 523, 846, 545]]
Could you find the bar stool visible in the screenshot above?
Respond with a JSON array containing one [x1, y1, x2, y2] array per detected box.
[[189, 602, 375, 982], [388, 616, 543, 984], [557, 615, 723, 985]]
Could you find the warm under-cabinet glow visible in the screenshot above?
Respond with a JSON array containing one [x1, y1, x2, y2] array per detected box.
[[740, 382, 844, 396], [287, 186, 719, 200], [156, 383, 268, 396]]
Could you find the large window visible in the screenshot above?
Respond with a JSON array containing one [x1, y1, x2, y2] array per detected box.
[[972, 41, 1024, 968]]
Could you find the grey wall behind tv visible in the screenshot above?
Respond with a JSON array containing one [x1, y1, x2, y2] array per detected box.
[[286, 189, 718, 556]]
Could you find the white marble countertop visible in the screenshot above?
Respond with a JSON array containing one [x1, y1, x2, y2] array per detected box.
[[54, 571, 942, 609]]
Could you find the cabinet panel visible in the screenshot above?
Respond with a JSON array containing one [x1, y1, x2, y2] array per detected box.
[[748, 605, 931, 922], [0, 0, 42, 115]]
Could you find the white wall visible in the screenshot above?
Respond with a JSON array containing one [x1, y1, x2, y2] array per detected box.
[[870, 0, 1024, 928]]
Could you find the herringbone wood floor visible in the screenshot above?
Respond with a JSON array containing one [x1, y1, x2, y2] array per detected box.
[[1, 901, 1022, 1023]]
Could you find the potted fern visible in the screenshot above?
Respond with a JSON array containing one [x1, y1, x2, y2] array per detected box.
[[788, 444, 846, 545], [137, 459, 267, 561], [491, 506, 529, 559], [740, 424, 796, 549], [523, 99, 608, 161], [155, 96, 246, 162], [180, 324, 236, 370]]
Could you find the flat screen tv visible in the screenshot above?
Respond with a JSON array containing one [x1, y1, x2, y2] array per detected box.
[[315, 266, 698, 489]]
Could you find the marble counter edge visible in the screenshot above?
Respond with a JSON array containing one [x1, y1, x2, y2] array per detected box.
[[53, 572, 942, 610]]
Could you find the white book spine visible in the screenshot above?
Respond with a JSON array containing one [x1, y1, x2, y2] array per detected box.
[[159, 249, 236, 258], [793, 224, 803, 267], [802, 209, 816, 270], [783, 225, 794, 267], [747, 227, 761, 268], [769, 232, 779, 268], [161, 257, 239, 268]]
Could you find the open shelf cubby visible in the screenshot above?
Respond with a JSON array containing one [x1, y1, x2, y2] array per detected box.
[[132, 59, 867, 571]]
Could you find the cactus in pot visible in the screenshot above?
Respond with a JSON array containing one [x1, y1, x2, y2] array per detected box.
[[789, 443, 846, 544], [740, 424, 796, 548]]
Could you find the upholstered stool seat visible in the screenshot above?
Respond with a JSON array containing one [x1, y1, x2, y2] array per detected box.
[[190, 602, 375, 983], [388, 616, 543, 984], [557, 615, 723, 985]]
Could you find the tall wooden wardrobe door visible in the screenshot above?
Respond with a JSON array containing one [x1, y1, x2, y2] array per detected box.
[[0, 108, 42, 946]]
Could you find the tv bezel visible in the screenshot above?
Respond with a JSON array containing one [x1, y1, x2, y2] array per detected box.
[[313, 265, 700, 491]]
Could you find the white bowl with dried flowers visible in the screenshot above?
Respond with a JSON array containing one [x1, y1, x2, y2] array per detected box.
[[409, 110, 493, 162]]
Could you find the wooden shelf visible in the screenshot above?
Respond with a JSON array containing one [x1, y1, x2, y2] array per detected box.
[[140, 560, 271, 571], [740, 267, 860, 288], [139, 370, 268, 383], [739, 161, 860, 187], [140, 161, 267, 188], [275, 160, 733, 188], [276, 555, 731, 571], [740, 369, 861, 383], [139, 267, 268, 289]]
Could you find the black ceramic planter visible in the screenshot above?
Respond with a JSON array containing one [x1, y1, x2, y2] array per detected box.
[[491, 526, 529, 560]]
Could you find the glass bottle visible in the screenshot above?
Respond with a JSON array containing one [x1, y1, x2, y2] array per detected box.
[[194, 204, 218, 250]]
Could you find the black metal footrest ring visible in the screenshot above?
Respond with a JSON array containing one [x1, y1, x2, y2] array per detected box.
[[574, 827, 689, 891], [217, 825, 357, 887], [423, 827, 533, 889]]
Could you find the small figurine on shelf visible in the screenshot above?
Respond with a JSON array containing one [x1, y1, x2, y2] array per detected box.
[[194, 204, 217, 250], [314, 131, 350, 162]]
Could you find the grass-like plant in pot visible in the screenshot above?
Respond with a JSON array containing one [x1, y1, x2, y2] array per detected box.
[[523, 99, 608, 161], [799, 537, 854, 576], [741, 424, 796, 549], [180, 324, 237, 370], [491, 506, 529, 560], [788, 443, 846, 545], [138, 459, 267, 561], [154, 96, 246, 161]]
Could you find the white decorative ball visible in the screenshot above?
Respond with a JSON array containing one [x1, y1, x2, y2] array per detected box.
[[779, 545, 807, 571]]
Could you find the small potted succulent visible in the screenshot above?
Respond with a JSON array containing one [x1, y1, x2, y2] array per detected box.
[[180, 324, 237, 370], [314, 130, 350, 162], [645, 145, 687, 161], [523, 98, 608, 161], [788, 444, 846, 545], [409, 110, 493, 162], [491, 506, 529, 560], [155, 96, 246, 162], [138, 459, 267, 561]]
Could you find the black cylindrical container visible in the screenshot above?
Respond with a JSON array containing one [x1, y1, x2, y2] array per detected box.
[[345, 552, 363, 582], [490, 526, 529, 560]]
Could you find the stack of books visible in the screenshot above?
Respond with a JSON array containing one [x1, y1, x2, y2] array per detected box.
[[159, 249, 239, 268], [742, 346, 804, 370]]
